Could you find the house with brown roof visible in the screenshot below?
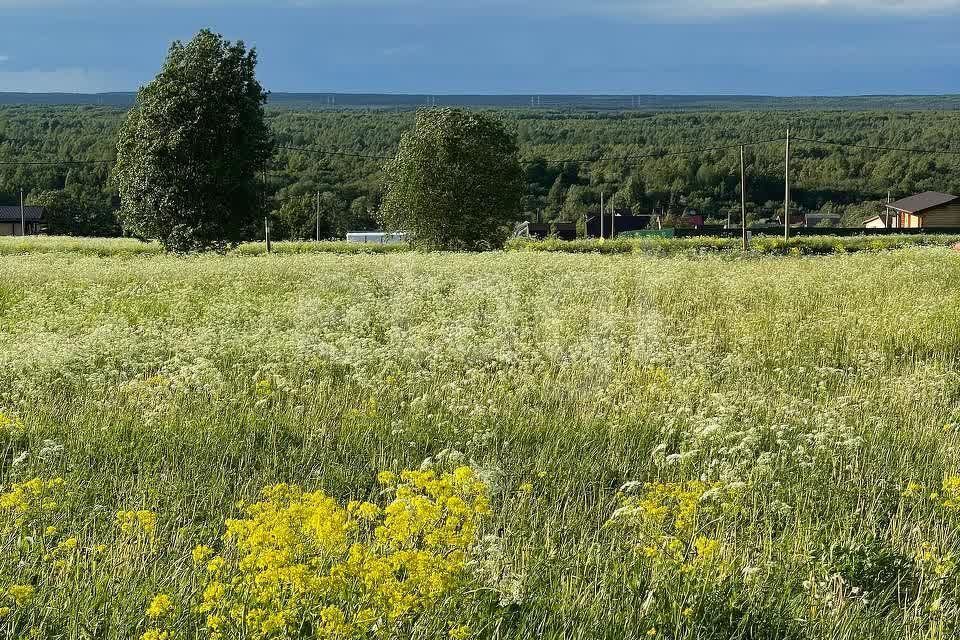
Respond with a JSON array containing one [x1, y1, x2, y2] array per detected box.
[[881, 192, 960, 229]]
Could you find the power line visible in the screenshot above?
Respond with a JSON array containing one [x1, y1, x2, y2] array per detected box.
[[0, 159, 112, 166], [276, 144, 394, 160], [792, 136, 960, 157], [526, 138, 784, 166]]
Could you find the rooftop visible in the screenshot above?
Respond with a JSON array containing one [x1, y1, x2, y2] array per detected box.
[[0, 206, 45, 223], [887, 192, 959, 214]]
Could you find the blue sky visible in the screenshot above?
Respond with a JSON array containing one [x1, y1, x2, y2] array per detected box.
[[1, 1, 959, 95]]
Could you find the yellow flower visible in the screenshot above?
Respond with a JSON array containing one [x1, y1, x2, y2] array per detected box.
[[902, 481, 925, 499], [0, 607, 10, 619], [141, 630, 172, 640], [116, 510, 158, 540], [377, 471, 397, 486], [7, 584, 35, 606], [943, 476, 960, 510], [44, 526, 58, 536], [147, 593, 174, 619], [449, 625, 471, 639], [189, 465, 491, 638], [518, 483, 533, 494], [192, 545, 214, 565]]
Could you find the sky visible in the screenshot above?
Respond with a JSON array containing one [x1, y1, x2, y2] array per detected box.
[[0, 1, 959, 95]]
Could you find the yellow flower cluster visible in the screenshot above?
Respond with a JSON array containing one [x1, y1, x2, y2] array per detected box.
[[6, 584, 35, 606], [915, 542, 956, 578], [0, 477, 65, 524], [902, 476, 960, 511], [115, 510, 158, 541], [942, 476, 960, 511], [191, 466, 490, 640], [609, 480, 731, 569], [0, 410, 25, 435]]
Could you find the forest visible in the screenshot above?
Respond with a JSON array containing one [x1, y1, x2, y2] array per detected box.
[[2, 104, 960, 238]]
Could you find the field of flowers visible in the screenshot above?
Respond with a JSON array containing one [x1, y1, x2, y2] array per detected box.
[[2, 244, 960, 639]]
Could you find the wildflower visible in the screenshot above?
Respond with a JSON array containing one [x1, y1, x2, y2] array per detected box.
[[943, 476, 960, 510], [7, 584, 35, 606], [147, 594, 174, 619], [116, 510, 158, 540], [0, 607, 9, 619], [0, 477, 65, 521], [58, 537, 78, 552], [44, 526, 58, 536], [0, 411, 24, 434], [192, 545, 214, 565], [141, 630, 172, 640], [902, 481, 925, 499], [518, 483, 533, 494], [449, 625, 471, 639], [693, 536, 721, 560], [194, 465, 491, 638]]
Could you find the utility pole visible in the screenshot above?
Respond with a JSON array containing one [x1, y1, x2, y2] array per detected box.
[[20, 189, 25, 236], [741, 145, 748, 252], [264, 217, 272, 253], [600, 192, 605, 239], [886, 190, 892, 229], [610, 199, 615, 238], [784, 128, 791, 242], [316, 191, 321, 242]]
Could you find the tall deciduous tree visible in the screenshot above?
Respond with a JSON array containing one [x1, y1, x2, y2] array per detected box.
[[379, 108, 523, 250], [113, 29, 273, 251]]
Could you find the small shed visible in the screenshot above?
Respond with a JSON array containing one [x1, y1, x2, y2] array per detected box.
[[886, 192, 960, 228], [0, 206, 45, 236]]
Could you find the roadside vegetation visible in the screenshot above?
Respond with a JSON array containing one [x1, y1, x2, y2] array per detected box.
[[2, 245, 960, 638]]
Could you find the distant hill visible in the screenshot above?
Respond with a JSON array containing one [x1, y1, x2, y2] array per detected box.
[[2, 93, 960, 111]]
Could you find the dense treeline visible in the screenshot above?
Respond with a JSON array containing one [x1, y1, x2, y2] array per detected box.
[[2, 105, 960, 238]]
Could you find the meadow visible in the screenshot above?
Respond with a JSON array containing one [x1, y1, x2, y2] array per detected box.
[[1, 242, 960, 639]]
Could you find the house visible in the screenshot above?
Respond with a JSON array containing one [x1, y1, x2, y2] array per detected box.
[[0, 206, 45, 236], [885, 192, 960, 228], [864, 212, 899, 229]]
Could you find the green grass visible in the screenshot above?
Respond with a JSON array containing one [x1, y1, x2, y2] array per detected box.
[[0, 236, 411, 257], [1, 245, 960, 638]]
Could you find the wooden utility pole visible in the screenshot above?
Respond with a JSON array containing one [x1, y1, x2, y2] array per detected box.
[[20, 189, 25, 236], [784, 128, 791, 241], [264, 217, 272, 253], [316, 191, 321, 241], [741, 145, 748, 252]]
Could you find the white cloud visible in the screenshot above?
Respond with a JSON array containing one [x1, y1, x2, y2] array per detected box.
[[0, 55, 9, 63], [0, 68, 118, 92]]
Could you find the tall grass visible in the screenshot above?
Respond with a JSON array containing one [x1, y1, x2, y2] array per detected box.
[[1, 247, 959, 638], [0, 236, 411, 257]]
